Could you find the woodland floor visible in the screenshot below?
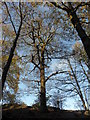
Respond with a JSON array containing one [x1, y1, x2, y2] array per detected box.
[[2, 104, 90, 120]]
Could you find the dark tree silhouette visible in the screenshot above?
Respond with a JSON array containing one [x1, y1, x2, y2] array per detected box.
[[51, 2, 90, 60], [2, 2, 23, 91]]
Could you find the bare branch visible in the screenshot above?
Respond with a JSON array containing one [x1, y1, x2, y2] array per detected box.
[[61, 2, 69, 10], [75, 2, 90, 12], [50, 2, 68, 11], [80, 21, 90, 24], [4, 2, 17, 34], [23, 79, 40, 83], [45, 71, 67, 82], [31, 55, 40, 69], [29, 65, 38, 74]]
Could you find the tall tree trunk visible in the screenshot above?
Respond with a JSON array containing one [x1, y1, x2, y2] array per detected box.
[[40, 48, 47, 112], [2, 2, 22, 92], [68, 59, 88, 110], [51, 2, 90, 60], [67, 3, 90, 60], [2, 21, 22, 91]]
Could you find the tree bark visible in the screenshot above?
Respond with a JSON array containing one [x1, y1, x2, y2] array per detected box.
[[70, 12, 90, 59], [67, 3, 90, 60], [40, 47, 47, 112], [2, 18, 22, 91], [51, 2, 90, 60]]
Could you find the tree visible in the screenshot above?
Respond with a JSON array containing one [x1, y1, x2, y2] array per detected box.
[[19, 3, 67, 112], [72, 41, 90, 109], [51, 2, 90, 62], [2, 38, 21, 103], [67, 58, 88, 110], [22, 8, 54, 112], [2, 2, 23, 91], [1, 4, 23, 102], [2, 33, 20, 91], [72, 41, 90, 83]]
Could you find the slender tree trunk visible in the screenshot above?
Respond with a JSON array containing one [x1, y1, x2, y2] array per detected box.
[[2, 2, 22, 92], [68, 59, 87, 110], [40, 47, 47, 112], [2, 21, 22, 91]]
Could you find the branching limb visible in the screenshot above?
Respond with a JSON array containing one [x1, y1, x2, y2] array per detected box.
[[45, 71, 67, 82], [31, 54, 40, 69], [50, 2, 68, 11], [61, 2, 69, 10]]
